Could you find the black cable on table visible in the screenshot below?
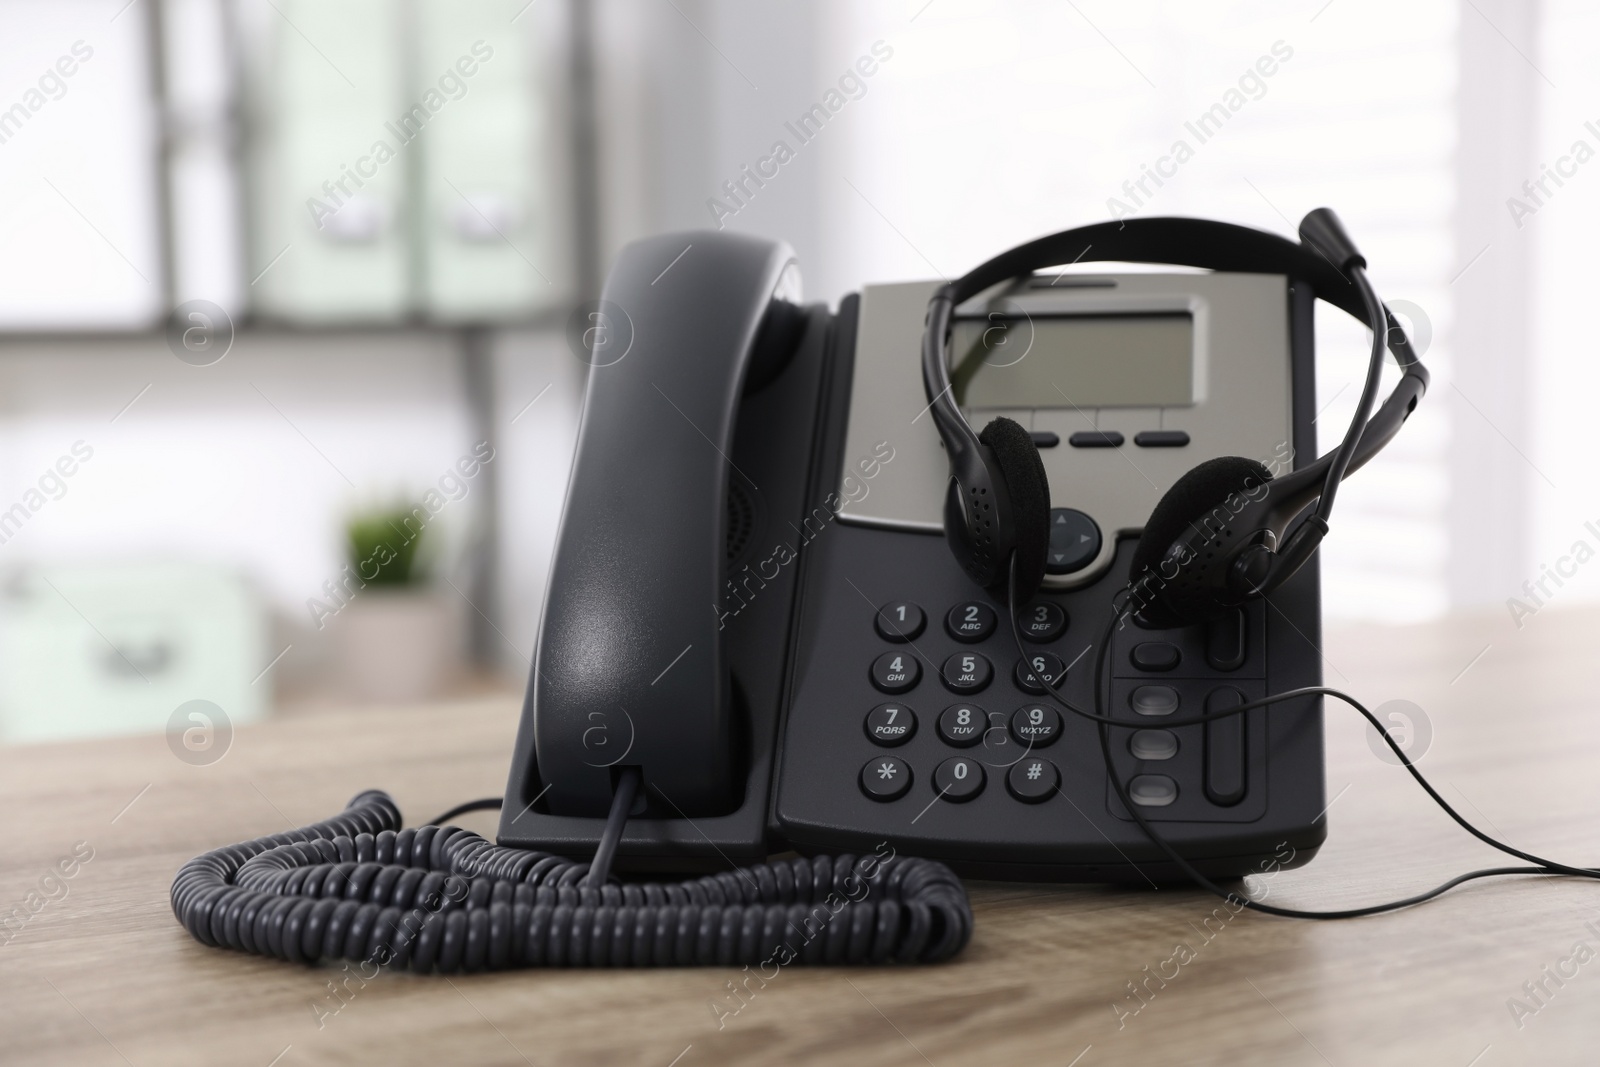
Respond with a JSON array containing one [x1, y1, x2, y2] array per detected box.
[[170, 778, 972, 970]]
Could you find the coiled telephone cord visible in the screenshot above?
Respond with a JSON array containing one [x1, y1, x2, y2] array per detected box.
[[169, 780, 972, 971]]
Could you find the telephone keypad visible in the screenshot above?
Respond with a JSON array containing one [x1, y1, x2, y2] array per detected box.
[[936, 703, 986, 747], [940, 652, 992, 693], [1006, 757, 1059, 803], [869, 651, 921, 694], [860, 756, 912, 801], [1009, 704, 1062, 747], [932, 757, 985, 801], [864, 703, 916, 746], [1014, 652, 1066, 694], [1019, 601, 1067, 642], [945, 602, 997, 642], [840, 589, 1268, 818], [874, 601, 926, 642]]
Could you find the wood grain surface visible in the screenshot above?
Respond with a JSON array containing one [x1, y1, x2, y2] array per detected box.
[[5, 604, 1600, 1066]]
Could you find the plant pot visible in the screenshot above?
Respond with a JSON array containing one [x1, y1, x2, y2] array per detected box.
[[330, 588, 460, 703]]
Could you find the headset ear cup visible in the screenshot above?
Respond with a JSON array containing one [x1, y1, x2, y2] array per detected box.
[[977, 417, 1050, 598], [1130, 456, 1274, 628]]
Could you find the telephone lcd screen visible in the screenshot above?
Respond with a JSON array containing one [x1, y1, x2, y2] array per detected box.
[[949, 313, 1194, 409]]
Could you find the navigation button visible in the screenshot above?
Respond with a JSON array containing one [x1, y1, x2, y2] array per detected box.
[[1045, 508, 1101, 574]]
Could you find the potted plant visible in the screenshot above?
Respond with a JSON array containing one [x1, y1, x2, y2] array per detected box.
[[329, 503, 461, 703]]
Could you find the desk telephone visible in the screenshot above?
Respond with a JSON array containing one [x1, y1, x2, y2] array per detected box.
[[184, 210, 1596, 972]]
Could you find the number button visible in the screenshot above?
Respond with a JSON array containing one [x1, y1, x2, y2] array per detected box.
[[869, 651, 921, 694], [1007, 757, 1059, 803], [936, 703, 986, 747], [1014, 653, 1066, 694], [864, 703, 916, 747], [860, 756, 912, 801], [874, 601, 926, 642], [1009, 704, 1062, 747], [1019, 601, 1067, 642], [945, 602, 997, 642], [932, 756, 986, 801], [940, 652, 993, 693]]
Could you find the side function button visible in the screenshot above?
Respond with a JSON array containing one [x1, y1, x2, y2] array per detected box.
[[1204, 686, 1248, 806], [1128, 774, 1178, 807], [1130, 685, 1179, 716], [860, 756, 912, 801], [946, 602, 997, 642], [1205, 608, 1247, 671], [1007, 757, 1059, 803], [937, 704, 986, 747], [1134, 430, 1190, 447], [932, 756, 986, 801], [1129, 729, 1178, 760], [1130, 642, 1181, 672], [1046, 508, 1101, 574], [1014, 652, 1066, 694], [865, 703, 916, 747], [869, 651, 921, 694], [1019, 600, 1067, 642], [941, 652, 993, 693], [1009, 704, 1062, 747], [874, 601, 926, 643]]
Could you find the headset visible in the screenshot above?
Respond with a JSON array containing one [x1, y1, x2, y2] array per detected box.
[[923, 207, 1427, 624], [929, 208, 1600, 919]]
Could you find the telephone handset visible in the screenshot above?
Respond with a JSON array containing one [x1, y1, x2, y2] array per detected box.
[[525, 231, 804, 819]]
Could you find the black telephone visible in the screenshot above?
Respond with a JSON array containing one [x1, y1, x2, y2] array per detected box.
[[207, 213, 1595, 974], [497, 226, 1339, 881]]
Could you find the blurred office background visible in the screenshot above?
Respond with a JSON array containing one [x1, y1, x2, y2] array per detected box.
[[0, 0, 1589, 743]]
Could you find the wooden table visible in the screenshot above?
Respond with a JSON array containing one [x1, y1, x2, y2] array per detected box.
[[6, 604, 1600, 1066]]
